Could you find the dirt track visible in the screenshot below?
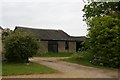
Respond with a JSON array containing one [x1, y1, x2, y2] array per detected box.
[[3, 57, 119, 78]]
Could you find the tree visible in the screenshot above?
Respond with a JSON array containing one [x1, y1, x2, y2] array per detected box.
[[83, 2, 120, 22], [4, 30, 39, 63], [83, 2, 120, 68], [87, 16, 120, 68], [2, 28, 12, 41]]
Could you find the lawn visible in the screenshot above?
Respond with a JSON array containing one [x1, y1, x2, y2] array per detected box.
[[33, 52, 74, 57], [63, 51, 118, 71], [64, 58, 118, 71], [2, 62, 58, 75], [64, 57, 94, 67]]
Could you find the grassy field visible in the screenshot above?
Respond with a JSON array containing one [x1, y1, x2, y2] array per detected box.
[[2, 62, 58, 75], [33, 52, 74, 57]]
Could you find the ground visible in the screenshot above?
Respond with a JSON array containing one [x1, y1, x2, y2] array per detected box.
[[3, 57, 118, 78]]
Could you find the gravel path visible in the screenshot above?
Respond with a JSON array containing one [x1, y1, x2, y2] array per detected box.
[[3, 57, 119, 78]]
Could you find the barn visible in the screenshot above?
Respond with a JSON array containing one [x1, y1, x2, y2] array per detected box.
[[0, 26, 3, 34], [15, 26, 86, 53]]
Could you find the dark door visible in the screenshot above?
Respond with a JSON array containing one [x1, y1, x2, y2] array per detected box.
[[48, 41, 58, 52], [76, 41, 82, 52]]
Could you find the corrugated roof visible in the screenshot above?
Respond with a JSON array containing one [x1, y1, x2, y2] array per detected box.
[[15, 26, 85, 41]]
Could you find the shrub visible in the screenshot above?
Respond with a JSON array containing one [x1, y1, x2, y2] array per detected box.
[[4, 30, 39, 63], [87, 16, 120, 68]]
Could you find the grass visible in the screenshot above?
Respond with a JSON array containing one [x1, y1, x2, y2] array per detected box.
[[64, 57, 94, 67], [2, 62, 58, 75], [63, 58, 118, 71], [33, 52, 74, 57], [63, 51, 118, 71]]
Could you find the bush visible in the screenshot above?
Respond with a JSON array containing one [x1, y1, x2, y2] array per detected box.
[[4, 30, 39, 63], [87, 16, 120, 68]]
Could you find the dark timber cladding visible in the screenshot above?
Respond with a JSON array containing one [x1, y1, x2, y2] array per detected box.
[[14, 26, 86, 53], [48, 41, 58, 52]]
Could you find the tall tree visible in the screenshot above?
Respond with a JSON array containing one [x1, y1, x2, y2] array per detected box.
[[83, 2, 120, 68], [88, 16, 120, 68], [83, 2, 120, 22]]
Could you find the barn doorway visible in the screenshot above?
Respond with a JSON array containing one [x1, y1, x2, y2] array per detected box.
[[48, 41, 58, 52], [76, 41, 82, 52]]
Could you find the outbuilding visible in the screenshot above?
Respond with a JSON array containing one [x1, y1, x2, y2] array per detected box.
[[15, 26, 86, 53]]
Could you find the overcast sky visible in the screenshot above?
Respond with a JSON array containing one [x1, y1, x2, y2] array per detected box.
[[0, 0, 87, 36]]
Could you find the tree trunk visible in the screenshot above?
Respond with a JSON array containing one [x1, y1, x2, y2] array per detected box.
[[26, 57, 29, 63]]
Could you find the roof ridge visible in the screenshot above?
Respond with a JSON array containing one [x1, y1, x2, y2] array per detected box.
[[15, 26, 63, 31]]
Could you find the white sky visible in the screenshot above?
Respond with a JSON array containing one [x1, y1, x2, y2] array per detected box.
[[0, 0, 88, 36]]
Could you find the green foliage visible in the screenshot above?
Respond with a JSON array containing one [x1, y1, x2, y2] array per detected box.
[[2, 30, 13, 41], [64, 52, 118, 70], [87, 16, 120, 68], [83, 2, 120, 68], [83, 2, 120, 21], [4, 30, 39, 63], [63, 51, 94, 67], [71, 51, 93, 61]]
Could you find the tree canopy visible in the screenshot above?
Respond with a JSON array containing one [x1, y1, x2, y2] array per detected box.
[[83, 2, 120, 68], [88, 16, 120, 67], [83, 2, 120, 21]]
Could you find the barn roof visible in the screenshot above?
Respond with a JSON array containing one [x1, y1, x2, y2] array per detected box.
[[15, 26, 86, 41], [71, 36, 86, 41], [0, 26, 3, 30]]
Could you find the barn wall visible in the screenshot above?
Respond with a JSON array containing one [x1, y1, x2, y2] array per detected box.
[[68, 41, 76, 52], [48, 41, 58, 52], [58, 41, 66, 52], [38, 41, 48, 54], [38, 40, 76, 53], [58, 41, 76, 53]]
